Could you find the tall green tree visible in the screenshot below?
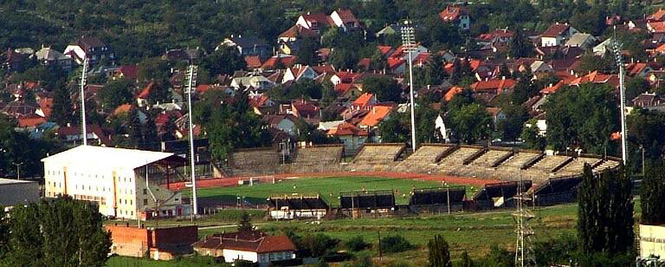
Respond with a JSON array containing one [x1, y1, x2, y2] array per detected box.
[[363, 76, 401, 102], [497, 104, 528, 141], [449, 103, 492, 144], [641, 160, 665, 225], [50, 85, 74, 126], [237, 211, 253, 232], [98, 78, 133, 111], [428, 234, 452, 267], [200, 46, 247, 77], [424, 54, 445, 86], [578, 165, 634, 255], [4, 197, 111, 266], [509, 27, 533, 58]]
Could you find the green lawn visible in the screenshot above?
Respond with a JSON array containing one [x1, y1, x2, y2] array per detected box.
[[185, 176, 468, 206]]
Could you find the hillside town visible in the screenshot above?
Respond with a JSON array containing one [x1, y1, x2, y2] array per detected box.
[[3, 1, 665, 266]]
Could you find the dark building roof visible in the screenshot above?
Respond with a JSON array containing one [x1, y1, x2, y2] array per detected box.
[[268, 195, 329, 210], [409, 187, 466, 205], [340, 190, 395, 209], [193, 231, 297, 253]]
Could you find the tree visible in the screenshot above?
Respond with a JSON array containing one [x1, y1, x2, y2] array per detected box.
[[625, 77, 651, 102], [497, 104, 528, 141], [237, 211, 253, 232], [510, 28, 533, 58], [363, 76, 401, 102], [98, 78, 133, 111], [427, 234, 452, 267], [578, 165, 633, 255], [424, 54, 445, 86], [627, 109, 665, 159], [520, 119, 546, 150], [142, 114, 160, 151], [380, 235, 413, 253], [3, 197, 111, 266], [295, 37, 320, 66], [50, 85, 74, 126], [459, 250, 474, 267], [641, 159, 665, 225], [0, 207, 8, 259], [137, 57, 171, 83], [449, 103, 492, 144], [128, 108, 143, 148], [200, 46, 246, 77]]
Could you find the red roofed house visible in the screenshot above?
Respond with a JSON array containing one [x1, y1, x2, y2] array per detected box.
[[632, 92, 662, 108], [439, 5, 470, 30], [282, 64, 318, 83], [541, 23, 579, 47], [329, 8, 361, 31], [261, 55, 297, 70], [107, 224, 198, 261], [477, 29, 515, 49], [244, 55, 263, 70], [470, 78, 517, 95], [648, 9, 665, 22], [296, 12, 335, 33], [648, 21, 665, 34], [18, 115, 46, 129], [351, 93, 377, 110], [113, 65, 138, 81], [291, 100, 319, 120], [136, 82, 155, 107], [358, 105, 393, 129], [327, 122, 368, 155], [193, 231, 296, 265], [249, 94, 276, 115], [278, 25, 320, 43], [540, 80, 566, 95], [56, 124, 111, 146]]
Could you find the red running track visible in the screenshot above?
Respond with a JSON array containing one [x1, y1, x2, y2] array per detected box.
[[167, 172, 501, 191]]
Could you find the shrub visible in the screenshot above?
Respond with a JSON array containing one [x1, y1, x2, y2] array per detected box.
[[345, 236, 371, 252], [380, 235, 413, 253], [301, 233, 341, 257]]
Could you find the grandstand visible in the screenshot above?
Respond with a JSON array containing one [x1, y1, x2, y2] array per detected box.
[[521, 155, 572, 180], [293, 145, 344, 165], [351, 143, 406, 171], [267, 195, 329, 220], [593, 157, 621, 172], [409, 186, 466, 213], [556, 156, 603, 176], [436, 145, 484, 173], [473, 180, 533, 208], [469, 148, 513, 168], [228, 148, 280, 176], [533, 176, 582, 206], [394, 144, 456, 173], [340, 190, 395, 209]]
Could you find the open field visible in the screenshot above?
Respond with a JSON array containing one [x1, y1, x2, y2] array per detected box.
[[185, 176, 474, 206]]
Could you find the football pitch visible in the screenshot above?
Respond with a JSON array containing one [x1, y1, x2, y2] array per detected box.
[[184, 176, 475, 206]]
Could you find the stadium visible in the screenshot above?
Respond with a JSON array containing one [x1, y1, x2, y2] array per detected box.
[[170, 143, 622, 216]]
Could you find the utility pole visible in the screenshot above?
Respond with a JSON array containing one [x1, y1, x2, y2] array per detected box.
[[186, 65, 199, 216], [401, 20, 417, 151], [80, 57, 89, 146], [12, 162, 23, 180]]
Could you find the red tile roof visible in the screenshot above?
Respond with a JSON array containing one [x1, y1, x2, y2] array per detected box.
[[328, 122, 368, 136], [118, 65, 138, 80], [113, 103, 133, 116], [137, 82, 154, 99], [377, 45, 393, 57], [444, 86, 464, 102], [18, 115, 46, 128], [312, 64, 335, 75], [334, 8, 359, 24], [279, 25, 319, 39], [301, 13, 335, 28], [194, 231, 297, 253], [261, 55, 297, 69], [470, 79, 517, 93], [39, 97, 53, 118], [244, 55, 263, 69], [649, 21, 665, 33], [648, 9, 665, 21], [388, 58, 405, 70], [352, 93, 374, 108], [358, 106, 393, 127], [439, 5, 469, 22], [542, 23, 571, 38], [540, 81, 565, 94]]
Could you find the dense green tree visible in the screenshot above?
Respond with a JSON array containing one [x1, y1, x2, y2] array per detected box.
[[200, 46, 246, 77], [424, 54, 445, 86], [427, 234, 452, 267], [497, 104, 528, 141], [625, 77, 651, 102], [295, 37, 320, 66], [128, 108, 143, 148], [509, 27, 533, 58], [363, 76, 401, 102], [269, 79, 323, 101], [142, 114, 160, 151], [300, 233, 340, 257], [0, 114, 60, 178], [0, 207, 8, 259], [378, 114, 408, 143], [237, 211, 253, 232], [578, 165, 633, 255], [449, 103, 492, 144], [51, 85, 74, 126], [627, 109, 665, 159], [3, 197, 111, 266], [641, 160, 665, 225], [520, 119, 546, 150], [137, 57, 171, 83], [380, 235, 413, 253], [98, 78, 133, 111]]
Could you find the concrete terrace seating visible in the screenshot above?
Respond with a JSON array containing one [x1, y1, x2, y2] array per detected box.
[[351, 144, 406, 171], [556, 156, 603, 176], [229, 148, 280, 176], [435, 146, 483, 173], [593, 159, 620, 172], [497, 152, 542, 171], [293, 145, 344, 165], [469, 149, 513, 168], [520, 155, 571, 181], [394, 144, 455, 173]]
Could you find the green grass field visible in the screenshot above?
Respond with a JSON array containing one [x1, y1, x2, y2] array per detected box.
[[186, 176, 470, 206]]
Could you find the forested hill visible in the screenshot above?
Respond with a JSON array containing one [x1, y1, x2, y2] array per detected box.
[[1, 0, 652, 63]]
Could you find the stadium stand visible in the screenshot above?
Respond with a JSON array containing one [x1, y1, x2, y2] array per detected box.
[[228, 148, 280, 176], [593, 157, 621, 172], [436, 145, 484, 173], [409, 186, 466, 213], [394, 144, 456, 172], [267, 195, 329, 220], [533, 176, 582, 206], [473, 180, 533, 208], [340, 190, 395, 209], [469, 148, 514, 168], [351, 143, 406, 171], [293, 145, 344, 165], [555, 156, 603, 176]]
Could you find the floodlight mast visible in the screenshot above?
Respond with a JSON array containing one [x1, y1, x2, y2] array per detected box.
[[612, 27, 628, 165], [401, 20, 417, 151], [187, 65, 199, 215], [80, 57, 88, 146]]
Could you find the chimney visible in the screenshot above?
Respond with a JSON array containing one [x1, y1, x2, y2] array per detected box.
[[502, 76, 506, 80]]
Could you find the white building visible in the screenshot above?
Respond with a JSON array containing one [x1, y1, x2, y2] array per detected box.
[[194, 231, 297, 267], [42, 145, 188, 220]]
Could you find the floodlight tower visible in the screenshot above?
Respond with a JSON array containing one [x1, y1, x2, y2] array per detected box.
[[186, 65, 199, 215], [401, 20, 417, 151], [612, 29, 628, 165], [513, 175, 536, 267], [80, 57, 89, 146]]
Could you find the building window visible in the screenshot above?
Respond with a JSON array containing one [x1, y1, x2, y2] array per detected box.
[[143, 189, 147, 195], [130, 200, 133, 205], [143, 199, 148, 205]]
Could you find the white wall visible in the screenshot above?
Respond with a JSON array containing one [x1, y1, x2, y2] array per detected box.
[[223, 249, 258, 263]]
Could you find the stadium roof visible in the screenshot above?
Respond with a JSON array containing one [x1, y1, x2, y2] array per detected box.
[[41, 145, 185, 170]]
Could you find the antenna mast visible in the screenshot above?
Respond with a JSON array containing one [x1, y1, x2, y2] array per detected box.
[[514, 175, 536, 267], [80, 57, 88, 146], [186, 65, 199, 215], [612, 27, 628, 165]]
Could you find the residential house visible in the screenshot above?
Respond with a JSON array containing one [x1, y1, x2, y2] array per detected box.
[[648, 21, 665, 34], [626, 62, 654, 78], [161, 48, 201, 63], [477, 29, 514, 51], [263, 114, 297, 136], [244, 56, 264, 70], [278, 25, 320, 43], [278, 40, 303, 55], [249, 94, 276, 115], [632, 93, 662, 108], [63, 36, 114, 65], [281, 65, 319, 84], [540, 23, 579, 47], [219, 35, 270, 59], [648, 9, 665, 22], [357, 105, 393, 131], [593, 38, 614, 56], [55, 124, 111, 146], [261, 54, 297, 70], [35, 46, 72, 71], [564, 33, 597, 50], [4, 48, 32, 71], [193, 231, 296, 266], [327, 122, 368, 155], [530, 61, 554, 76], [439, 5, 470, 30], [112, 65, 139, 81], [329, 8, 362, 31], [350, 93, 377, 110], [0, 101, 39, 118], [486, 107, 507, 130], [469, 78, 517, 100], [136, 82, 156, 107], [230, 76, 274, 91], [296, 12, 335, 33]]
